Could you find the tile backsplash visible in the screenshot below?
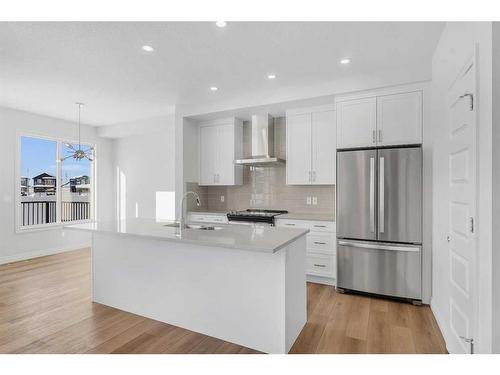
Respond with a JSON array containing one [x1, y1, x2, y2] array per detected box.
[[205, 165, 334, 216], [186, 116, 335, 218]]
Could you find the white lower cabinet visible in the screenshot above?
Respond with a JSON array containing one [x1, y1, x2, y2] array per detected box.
[[276, 218, 336, 285]]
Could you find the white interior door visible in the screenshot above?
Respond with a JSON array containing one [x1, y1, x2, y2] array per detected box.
[[311, 110, 336, 184], [446, 61, 477, 354]]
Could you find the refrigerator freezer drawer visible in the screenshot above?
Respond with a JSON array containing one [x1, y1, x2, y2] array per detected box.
[[337, 240, 421, 300]]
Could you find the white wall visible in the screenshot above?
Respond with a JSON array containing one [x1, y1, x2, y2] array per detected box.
[[112, 115, 176, 221], [431, 22, 493, 353], [0, 106, 114, 264], [492, 22, 500, 354]]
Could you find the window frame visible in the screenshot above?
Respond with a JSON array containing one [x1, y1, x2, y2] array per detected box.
[[15, 131, 97, 233]]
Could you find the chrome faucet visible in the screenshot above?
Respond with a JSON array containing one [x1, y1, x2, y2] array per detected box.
[[178, 191, 200, 236]]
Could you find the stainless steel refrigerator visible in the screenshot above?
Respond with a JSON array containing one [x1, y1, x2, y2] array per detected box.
[[336, 146, 422, 301]]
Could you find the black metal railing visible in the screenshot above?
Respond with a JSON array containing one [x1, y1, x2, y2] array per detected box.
[[21, 201, 90, 226], [61, 201, 91, 222]]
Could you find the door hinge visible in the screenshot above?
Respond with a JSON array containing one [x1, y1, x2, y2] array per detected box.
[[459, 93, 474, 111], [470, 217, 474, 233]]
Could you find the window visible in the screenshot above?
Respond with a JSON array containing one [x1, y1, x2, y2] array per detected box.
[[18, 135, 95, 229]]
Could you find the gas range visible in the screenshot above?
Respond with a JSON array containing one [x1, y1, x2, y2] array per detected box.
[[226, 209, 288, 226]]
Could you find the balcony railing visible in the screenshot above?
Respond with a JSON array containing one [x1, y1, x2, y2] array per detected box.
[[21, 201, 91, 226]]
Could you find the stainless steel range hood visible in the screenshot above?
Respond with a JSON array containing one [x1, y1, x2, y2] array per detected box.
[[234, 114, 285, 166]]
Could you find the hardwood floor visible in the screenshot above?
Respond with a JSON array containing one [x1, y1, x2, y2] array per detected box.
[[0, 248, 446, 354]]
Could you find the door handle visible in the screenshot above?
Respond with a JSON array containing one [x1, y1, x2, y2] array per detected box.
[[379, 156, 385, 234], [314, 241, 327, 245], [369, 157, 375, 233], [372, 130, 376, 144], [338, 240, 421, 252], [378, 130, 383, 143]]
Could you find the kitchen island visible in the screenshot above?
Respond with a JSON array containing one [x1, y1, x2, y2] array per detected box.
[[64, 218, 308, 354]]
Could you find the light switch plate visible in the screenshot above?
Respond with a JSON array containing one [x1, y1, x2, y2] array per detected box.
[[306, 196, 311, 205], [312, 196, 317, 205], [220, 195, 225, 203]]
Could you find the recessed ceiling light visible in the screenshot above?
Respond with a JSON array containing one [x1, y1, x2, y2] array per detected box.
[[210, 86, 218, 91], [340, 58, 351, 65], [267, 74, 276, 80], [142, 45, 154, 52], [215, 21, 227, 28]]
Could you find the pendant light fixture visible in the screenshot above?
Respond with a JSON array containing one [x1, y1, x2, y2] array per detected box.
[[61, 102, 94, 162]]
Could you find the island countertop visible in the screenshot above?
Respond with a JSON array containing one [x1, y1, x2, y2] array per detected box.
[[64, 218, 309, 253]]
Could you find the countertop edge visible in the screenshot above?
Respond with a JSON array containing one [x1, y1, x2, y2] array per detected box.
[[64, 225, 309, 254]]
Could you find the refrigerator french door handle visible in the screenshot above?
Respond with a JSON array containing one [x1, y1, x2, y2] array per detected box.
[[369, 157, 375, 233], [379, 156, 385, 233], [337, 240, 421, 252]]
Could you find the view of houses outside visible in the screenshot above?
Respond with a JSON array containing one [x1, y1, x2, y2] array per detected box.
[[20, 137, 92, 226]]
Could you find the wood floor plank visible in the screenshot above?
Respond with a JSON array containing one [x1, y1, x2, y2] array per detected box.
[[366, 310, 390, 353], [344, 295, 371, 340], [0, 249, 447, 354]]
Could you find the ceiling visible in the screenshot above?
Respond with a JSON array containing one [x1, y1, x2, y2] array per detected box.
[[0, 22, 444, 126]]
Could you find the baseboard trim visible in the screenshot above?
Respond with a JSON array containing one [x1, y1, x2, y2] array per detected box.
[[0, 244, 90, 265], [430, 299, 451, 354], [307, 274, 336, 286]]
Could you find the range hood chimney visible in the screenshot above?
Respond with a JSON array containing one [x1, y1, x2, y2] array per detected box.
[[234, 114, 285, 166]]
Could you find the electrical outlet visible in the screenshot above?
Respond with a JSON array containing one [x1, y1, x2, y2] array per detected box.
[[306, 196, 312, 205], [312, 196, 317, 205], [220, 195, 225, 203]]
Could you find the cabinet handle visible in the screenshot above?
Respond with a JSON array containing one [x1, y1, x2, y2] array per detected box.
[[313, 225, 327, 228], [285, 223, 296, 226], [372, 130, 376, 143], [313, 264, 326, 268], [312, 171, 316, 182], [378, 130, 383, 142], [308, 171, 312, 183], [314, 241, 327, 245]]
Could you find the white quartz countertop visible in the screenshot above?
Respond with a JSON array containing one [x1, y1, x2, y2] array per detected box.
[[64, 218, 309, 253]]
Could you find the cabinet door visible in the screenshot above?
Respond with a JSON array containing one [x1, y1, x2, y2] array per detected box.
[[199, 126, 217, 185], [377, 91, 422, 146], [216, 124, 235, 185], [286, 113, 312, 185], [311, 110, 336, 184], [336, 97, 376, 148]]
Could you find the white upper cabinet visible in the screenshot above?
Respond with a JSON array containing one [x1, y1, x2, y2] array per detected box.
[[336, 97, 377, 148], [376, 91, 422, 146], [199, 118, 243, 186], [286, 113, 312, 185], [286, 106, 336, 185], [311, 110, 336, 184], [336, 90, 423, 149]]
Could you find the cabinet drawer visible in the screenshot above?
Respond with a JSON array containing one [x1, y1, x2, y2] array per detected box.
[[189, 214, 228, 224], [276, 219, 310, 230], [307, 233, 336, 254], [309, 221, 335, 233], [307, 253, 335, 278], [276, 219, 335, 233]]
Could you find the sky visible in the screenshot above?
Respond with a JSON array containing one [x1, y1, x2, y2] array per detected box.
[[21, 136, 91, 185]]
